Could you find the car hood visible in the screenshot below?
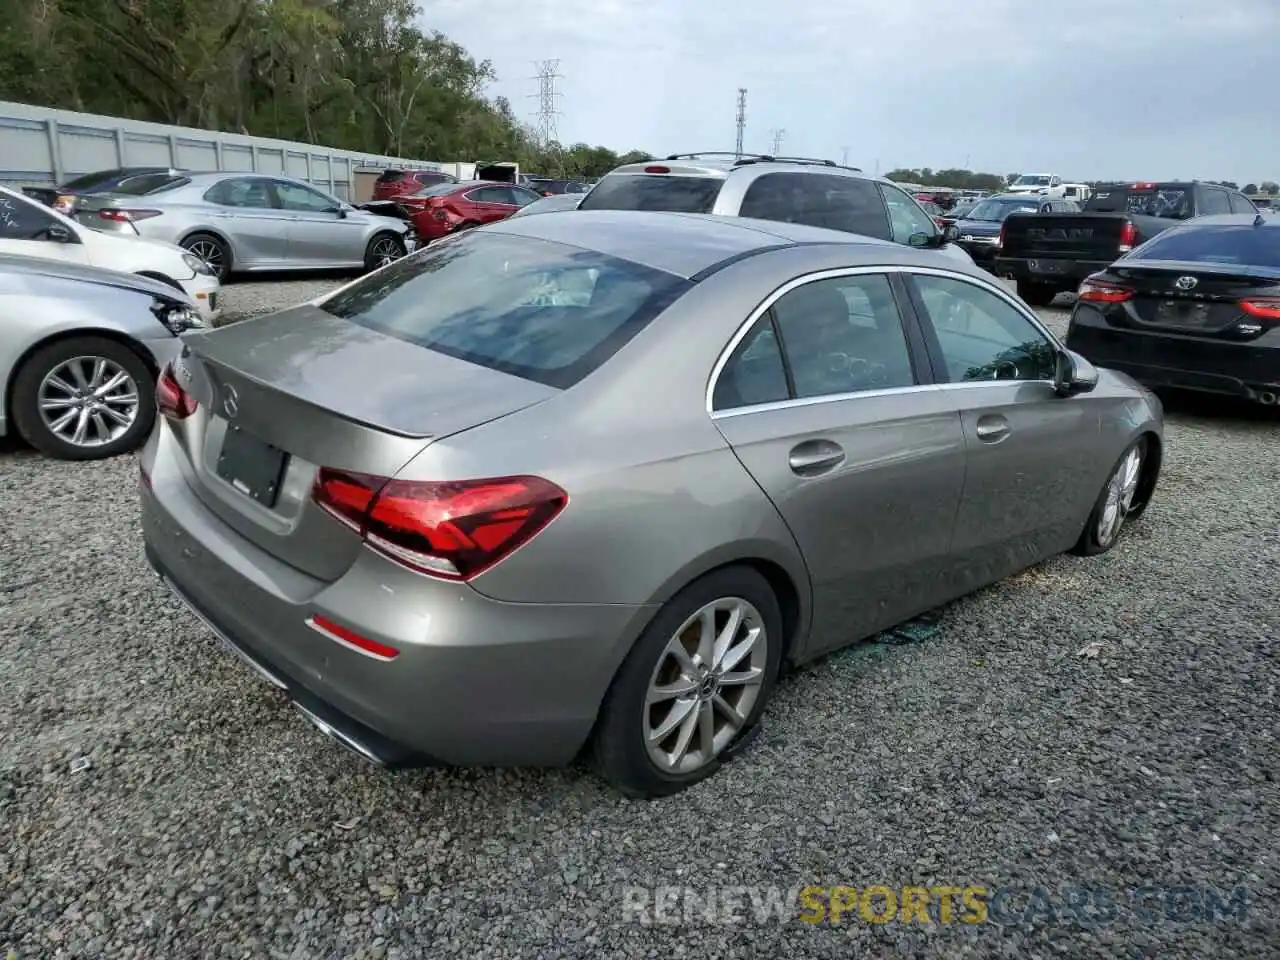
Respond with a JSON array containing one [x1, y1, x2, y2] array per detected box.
[[0, 252, 196, 304]]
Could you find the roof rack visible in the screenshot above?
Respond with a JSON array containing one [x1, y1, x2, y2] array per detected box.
[[733, 156, 865, 174], [663, 152, 769, 161]]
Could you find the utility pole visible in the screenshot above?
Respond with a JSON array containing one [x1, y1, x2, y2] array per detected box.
[[734, 88, 747, 159], [769, 128, 785, 156], [529, 60, 563, 150]]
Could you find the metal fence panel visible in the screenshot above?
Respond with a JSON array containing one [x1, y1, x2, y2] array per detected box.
[[0, 100, 442, 200]]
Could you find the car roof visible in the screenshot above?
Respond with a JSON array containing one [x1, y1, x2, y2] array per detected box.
[[488, 209, 906, 279], [601, 155, 882, 184]]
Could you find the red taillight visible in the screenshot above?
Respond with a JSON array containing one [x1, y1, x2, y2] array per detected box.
[[643, 165, 670, 174], [998, 222, 1007, 249], [1118, 221, 1139, 253], [1240, 298, 1280, 320], [98, 208, 162, 222], [1130, 182, 1157, 190], [307, 614, 399, 661], [1077, 278, 1134, 304], [156, 362, 197, 419], [311, 469, 568, 581]]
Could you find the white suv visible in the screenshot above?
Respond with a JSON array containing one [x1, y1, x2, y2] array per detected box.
[[577, 153, 974, 265]]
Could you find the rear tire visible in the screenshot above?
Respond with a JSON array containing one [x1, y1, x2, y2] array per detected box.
[[181, 232, 231, 282], [1071, 436, 1149, 556], [592, 566, 783, 798], [363, 232, 406, 272], [1017, 279, 1059, 307], [11, 336, 156, 461]]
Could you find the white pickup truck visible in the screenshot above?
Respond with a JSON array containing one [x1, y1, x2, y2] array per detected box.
[[1007, 173, 1065, 198]]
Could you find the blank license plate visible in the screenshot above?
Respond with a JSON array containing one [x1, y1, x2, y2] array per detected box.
[[216, 425, 288, 507], [1028, 259, 1066, 275], [1155, 301, 1210, 326]]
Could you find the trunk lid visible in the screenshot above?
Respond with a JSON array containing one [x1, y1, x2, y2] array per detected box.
[[168, 305, 558, 580], [1000, 213, 1130, 261], [1108, 261, 1280, 335]]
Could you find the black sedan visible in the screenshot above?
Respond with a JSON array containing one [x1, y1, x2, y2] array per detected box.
[[1065, 213, 1280, 405]]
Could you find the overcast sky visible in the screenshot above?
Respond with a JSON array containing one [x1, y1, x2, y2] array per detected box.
[[425, 0, 1279, 185]]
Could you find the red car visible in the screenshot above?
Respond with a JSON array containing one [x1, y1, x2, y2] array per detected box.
[[393, 181, 545, 242], [372, 168, 458, 202]]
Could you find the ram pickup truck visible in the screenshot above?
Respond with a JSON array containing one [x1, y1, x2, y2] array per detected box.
[[995, 181, 1258, 306]]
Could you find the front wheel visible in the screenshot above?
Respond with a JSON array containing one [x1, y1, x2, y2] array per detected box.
[[1071, 437, 1149, 556], [11, 336, 156, 461], [592, 566, 783, 798], [364, 233, 406, 272]]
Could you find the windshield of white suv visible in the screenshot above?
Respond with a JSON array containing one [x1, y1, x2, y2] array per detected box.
[[578, 174, 722, 213], [1014, 175, 1052, 187]]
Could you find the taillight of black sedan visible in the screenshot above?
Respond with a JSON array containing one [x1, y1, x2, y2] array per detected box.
[[1065, 213, 1280, 405]]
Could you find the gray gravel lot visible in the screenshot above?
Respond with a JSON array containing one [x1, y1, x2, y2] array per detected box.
[[2, 282, 1279, 959]]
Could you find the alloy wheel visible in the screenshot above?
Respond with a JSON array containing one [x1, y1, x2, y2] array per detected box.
[[1097, 444, 1143, 547], [644, 597, 768, 775], [37, 356, 140, 448], [186, 238, 223, 273], [371, 237, 402, 267]]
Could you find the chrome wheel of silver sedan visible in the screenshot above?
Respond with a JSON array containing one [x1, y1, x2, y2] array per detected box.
[[1097, 443, 1143, 547], [370, 236, 402, 267], [38, 356, 140, 448], [186, 238, 223, 272], [644, 597, 768, 775]]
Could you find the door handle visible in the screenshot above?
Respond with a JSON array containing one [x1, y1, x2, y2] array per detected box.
[[975, 415, 1011, 443], [789, 439, 845, 477]]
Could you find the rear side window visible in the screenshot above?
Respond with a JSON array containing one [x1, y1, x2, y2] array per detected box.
[[578, 174, 722, 213], [1199, 189, 1231, 216], [739, 173, 891, 240], [318, 232, 691, 389], [1130, 225, 1280, 269]]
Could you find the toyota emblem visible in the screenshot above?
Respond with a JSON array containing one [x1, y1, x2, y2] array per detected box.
[[1174, 276, 1198, 291], [223, 385, 239, 418]]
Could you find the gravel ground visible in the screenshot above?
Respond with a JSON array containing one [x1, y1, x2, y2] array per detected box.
[[2, 286, 1279, 959]]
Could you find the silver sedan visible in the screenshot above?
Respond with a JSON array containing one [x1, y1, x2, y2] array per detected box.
[[139, 211, 1163, 797], [73, 172, 414, 281], [0, 253, 201, 459]]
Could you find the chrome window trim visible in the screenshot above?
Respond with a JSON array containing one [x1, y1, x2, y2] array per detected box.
[[705, 263, 1063, 417]]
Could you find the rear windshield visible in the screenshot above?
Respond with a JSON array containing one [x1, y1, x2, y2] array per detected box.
[[412, 181, 464, 197], [377, 170, 405, 182], [1131, 224, 1280, 269], [1087, 187, 1191, 220], [318, 232, 690, 388], [59, 168, 127, 191], [579, 174, 722, 213], [113, 173, 189, 195], [965, 198, 1041, 221]]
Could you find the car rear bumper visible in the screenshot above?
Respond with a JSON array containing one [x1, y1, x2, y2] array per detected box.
[[1066, 314, 1280, 399], [138, 424, 657, 768], [996, 257, 1113, 285]]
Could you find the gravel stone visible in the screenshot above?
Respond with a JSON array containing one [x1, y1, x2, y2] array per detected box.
[[2, 288, 1278, 958]]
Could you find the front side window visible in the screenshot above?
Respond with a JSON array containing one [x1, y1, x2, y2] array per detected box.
[[318, 231, 690, 389], [274, 181, 338, 212], [0, 192, 62, 240], [739, 173, 892, 240], [912, 274, 1056, 383], [1198, 189, 1231, 216], [879, 184, 939, 244]]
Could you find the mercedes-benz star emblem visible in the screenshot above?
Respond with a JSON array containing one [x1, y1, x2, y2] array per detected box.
[[1174, 276, 1198, 290], [223, 385, 239, 418]]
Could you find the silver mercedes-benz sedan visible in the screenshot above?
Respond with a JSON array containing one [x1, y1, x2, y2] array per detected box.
[[139, 210, 1164, 798], [74, 171, 415, 281]]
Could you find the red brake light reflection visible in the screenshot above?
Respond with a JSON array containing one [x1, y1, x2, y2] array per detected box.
[[156, 363, 197, 419]]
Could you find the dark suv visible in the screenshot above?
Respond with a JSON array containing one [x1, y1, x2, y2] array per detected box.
[[577, 153, 973, 265], [373, 169, 459, 201]]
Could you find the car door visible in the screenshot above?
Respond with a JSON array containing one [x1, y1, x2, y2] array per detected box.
[[203, 176, 292, 267], [710, 269, 968, 654], [903, 270, 1101, 588], [274, 179, 364, 266], [0, 192, 91, 266], [464, 186, 522, 223]]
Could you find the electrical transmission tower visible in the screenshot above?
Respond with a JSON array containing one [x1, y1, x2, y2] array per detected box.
[[734, 88, 747, 159], [769, 128, 785, 155], [530, 60, 563, 149]]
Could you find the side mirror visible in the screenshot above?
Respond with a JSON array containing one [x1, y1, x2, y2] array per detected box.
[[907, 231, 931, 248], [942, 223, 960, 242], [326, 205, 347, 219], [1054, 349, 1099, 397], [44, 224, 75, 243]]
